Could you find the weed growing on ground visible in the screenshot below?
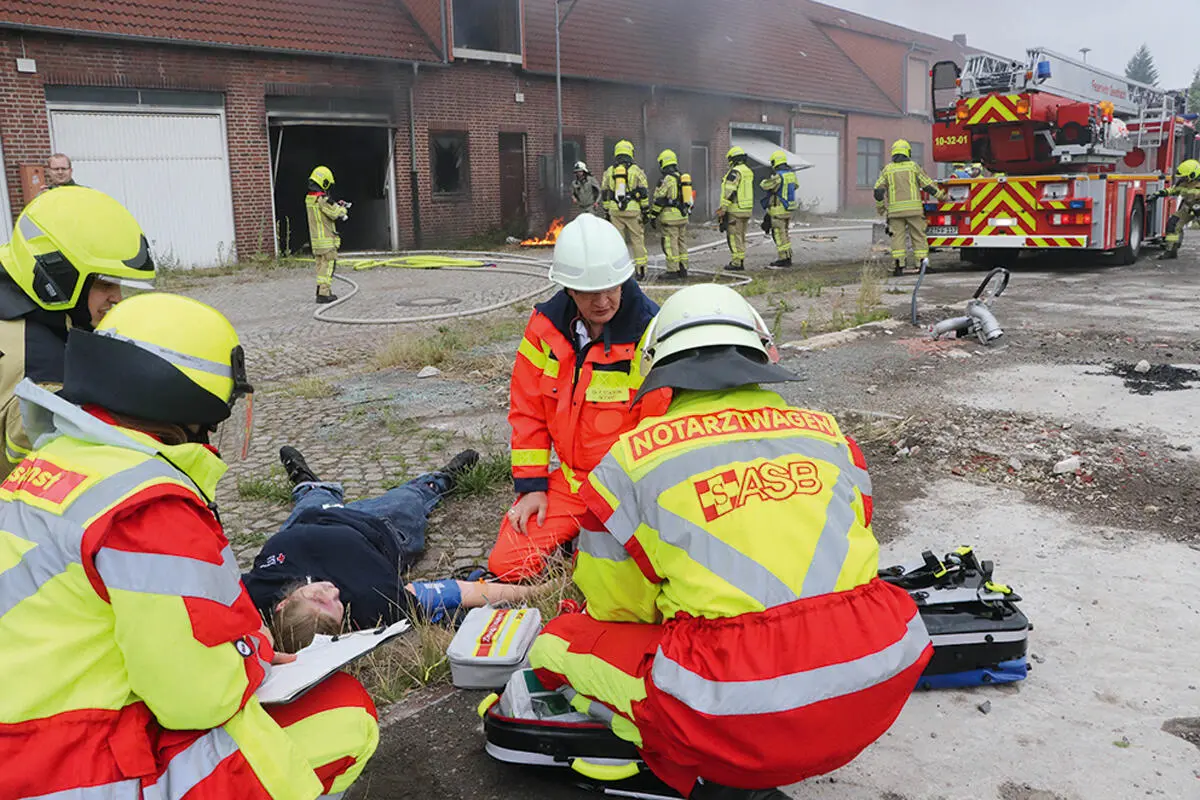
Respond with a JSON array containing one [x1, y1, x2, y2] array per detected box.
[[451, 452, 513, 498], [236, 468, 293, 505], [374, 317, 526, 373], [741, 273, 828, 298], [285, 376, 337, 399], [353, 620, 456, 703]]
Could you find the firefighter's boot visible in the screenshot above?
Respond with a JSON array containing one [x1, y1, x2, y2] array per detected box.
[[316, 289, 339, 304], [724, 262, 745, 272], [893, 259, 904, 276], [1157, 249, 1179, 260]]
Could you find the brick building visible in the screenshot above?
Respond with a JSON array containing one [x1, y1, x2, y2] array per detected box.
[[0, 0, 983, 266]]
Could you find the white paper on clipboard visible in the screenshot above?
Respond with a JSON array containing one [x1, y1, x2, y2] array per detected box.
[[257, 619, 411, 704]]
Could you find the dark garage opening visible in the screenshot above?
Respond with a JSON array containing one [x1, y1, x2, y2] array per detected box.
[[271, 124, 394, 254]]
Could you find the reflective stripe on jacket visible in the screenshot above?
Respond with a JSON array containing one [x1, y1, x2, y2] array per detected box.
[[306, 192, 346, 253], [721, 164, 754, 215], [0, 382, 322, 800], [509, 281, 669, 495], [760, 169, 797, 217], [650, 172, 688, 223], [601, 163, 651, 215], [874, 159, 939, 217], [575, 386, 931, 777]]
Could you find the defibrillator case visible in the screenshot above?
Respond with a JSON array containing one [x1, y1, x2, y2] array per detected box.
[[446, 606, 542, 690], [481, 669, 681, 799], [879, 547, 1030, 688]]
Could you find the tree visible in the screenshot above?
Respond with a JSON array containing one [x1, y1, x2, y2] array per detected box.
[[1189, 66, 1200, 114], [1125, 44, 1159, 86]]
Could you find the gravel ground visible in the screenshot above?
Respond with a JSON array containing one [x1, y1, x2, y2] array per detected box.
[[161, 225, 1200, 800]]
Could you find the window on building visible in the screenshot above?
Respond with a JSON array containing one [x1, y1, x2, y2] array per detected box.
[[452, 0, 522, 61], [431, 132, 469, 194], [563, 137, 585, 182], [907, 57, 930, 115], [857, 138, 884, 187], [910, 142, 925, 169]]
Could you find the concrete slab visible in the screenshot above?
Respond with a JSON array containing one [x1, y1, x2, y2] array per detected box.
[[944, 363, 1200, 456], [790, 480, 1200, 800]]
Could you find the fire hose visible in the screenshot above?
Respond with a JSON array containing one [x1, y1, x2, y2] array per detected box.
[[929, 267, 1010, 345]]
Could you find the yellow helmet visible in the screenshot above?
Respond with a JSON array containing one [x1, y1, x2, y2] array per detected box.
[[952, 162, 967, 170], [891, 139, 912, 158], [309, 165, 335, 191], [726, 146, 747, 162], [657, 149, 678, 170], [1177, 159, 1200, 180], [2, 186, 154, 313], [614, 140, 635, 159], [769, 150, 788, 169], [62, 292, 252, 427]]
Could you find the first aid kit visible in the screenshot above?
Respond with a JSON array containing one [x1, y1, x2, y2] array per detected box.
[[447, 606, 542, 690]]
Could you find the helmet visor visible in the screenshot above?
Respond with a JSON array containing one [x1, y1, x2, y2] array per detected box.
[[213, 346, 255, 460]]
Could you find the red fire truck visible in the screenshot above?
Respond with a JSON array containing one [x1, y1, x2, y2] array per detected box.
[[927, 48, 1188, 264]]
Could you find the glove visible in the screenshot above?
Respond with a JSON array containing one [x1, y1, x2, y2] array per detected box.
[[885, 226, 894, 237], [1152, 189, 1168, 199], [718, 215, 729, 233], [761, 216, 773, 235]]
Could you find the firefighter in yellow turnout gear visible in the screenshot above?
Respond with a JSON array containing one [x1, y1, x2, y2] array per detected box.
[[1156, 159, 1200, 260], [874, 140, 944, 276], [306, 165, 350, 303], [601, 141, 652, 278], [647, 149, 692, 281], [760, 150, 798, 269], [718, 146, 755, 272]]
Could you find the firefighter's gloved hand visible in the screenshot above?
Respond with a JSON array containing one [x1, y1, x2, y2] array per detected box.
[[761, 216, 773, 235], [1152, 189, 1168, 199]]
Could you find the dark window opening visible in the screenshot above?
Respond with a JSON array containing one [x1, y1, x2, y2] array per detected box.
[[452, 0, 522, 56], [857, 137, 884, 187], [432, 132, 469, 194], [563, 137, 585, 180]]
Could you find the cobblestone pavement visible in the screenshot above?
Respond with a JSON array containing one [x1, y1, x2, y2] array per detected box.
[[169, 227, 876, 572]]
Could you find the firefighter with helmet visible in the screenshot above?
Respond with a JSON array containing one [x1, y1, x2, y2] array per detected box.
[[874, 139, 945, 276], [307, 165, 350, 303], [571, 161, 603, 218], [950, 162, 972, 179], [601, 140, 652, 278], [718, 146, 755, 271], [0, 291, 380, 799], [0, 186, 155, 479], [529, 282, 932, 800], [488, 214, 670, 580], [1154, 158, 1200, 259], [759, 149, 798, 269], [647, 149, 692, 280]]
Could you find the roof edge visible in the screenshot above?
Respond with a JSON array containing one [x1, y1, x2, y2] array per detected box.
[[0, 20, 445, 66]]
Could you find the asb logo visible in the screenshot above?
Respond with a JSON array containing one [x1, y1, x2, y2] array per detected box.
[[1, 459, 88, 504], [693, 460, 823, 522]]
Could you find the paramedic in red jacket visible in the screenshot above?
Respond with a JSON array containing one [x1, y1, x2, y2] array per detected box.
[[489, 214, 669, 580], [530, 284, 932, 800]]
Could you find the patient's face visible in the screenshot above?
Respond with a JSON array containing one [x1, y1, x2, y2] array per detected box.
[[286, 580, 344, 624]]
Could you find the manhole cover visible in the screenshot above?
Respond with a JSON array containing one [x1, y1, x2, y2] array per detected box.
[[395, 296, 462, 308]]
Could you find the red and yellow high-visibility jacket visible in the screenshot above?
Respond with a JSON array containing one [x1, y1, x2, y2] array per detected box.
[[577, 385, 931, 788], [0, 384, 324, 799], [509, 279, 669, 495]]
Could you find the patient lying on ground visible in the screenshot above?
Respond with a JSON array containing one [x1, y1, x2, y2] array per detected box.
[[241, 445, 537, 652]]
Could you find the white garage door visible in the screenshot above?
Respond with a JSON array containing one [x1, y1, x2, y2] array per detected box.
[[792, 132, 840, 214], [49, 108, 235, 268]]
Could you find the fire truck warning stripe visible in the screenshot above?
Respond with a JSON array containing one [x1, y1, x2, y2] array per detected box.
[[965, 94, 1022, 125], [1025, 237, 1086, 247], [928, 238, 975, 247]]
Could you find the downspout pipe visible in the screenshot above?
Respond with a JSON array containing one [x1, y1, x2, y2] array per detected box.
[[440, 0, 449, 63], [409, 63, 422, 249]]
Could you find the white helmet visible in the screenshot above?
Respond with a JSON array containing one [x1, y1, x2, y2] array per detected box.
[[574, 161, 589, 174], [547, 215, 634, 291], [641, 283, 772, 370]]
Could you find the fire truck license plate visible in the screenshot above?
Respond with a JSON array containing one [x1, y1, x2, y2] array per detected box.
[[927, 226, 957, 235]]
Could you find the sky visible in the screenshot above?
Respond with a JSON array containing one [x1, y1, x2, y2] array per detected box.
[[820, 0, 1196, 89]]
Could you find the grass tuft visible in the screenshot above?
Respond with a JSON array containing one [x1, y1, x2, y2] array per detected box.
[[452, 452, 513, 498], [286, 376, 338, 399], [236, 470, 294, 505], [374, 318, 526, 374]]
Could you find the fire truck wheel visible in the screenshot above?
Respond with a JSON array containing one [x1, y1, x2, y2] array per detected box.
[[1116, 199, 1144, 266]]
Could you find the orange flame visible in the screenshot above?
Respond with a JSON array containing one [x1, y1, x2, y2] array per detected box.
[[520, 217, 565, 246]]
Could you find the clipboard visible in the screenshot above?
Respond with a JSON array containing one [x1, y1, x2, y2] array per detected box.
[[257, 619, 411, 704]]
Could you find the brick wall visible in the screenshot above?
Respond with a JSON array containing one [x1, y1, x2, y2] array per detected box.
[[0, 30, 409, 258], [844, 113, 937, 210], [0, 28, 940, 257]]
